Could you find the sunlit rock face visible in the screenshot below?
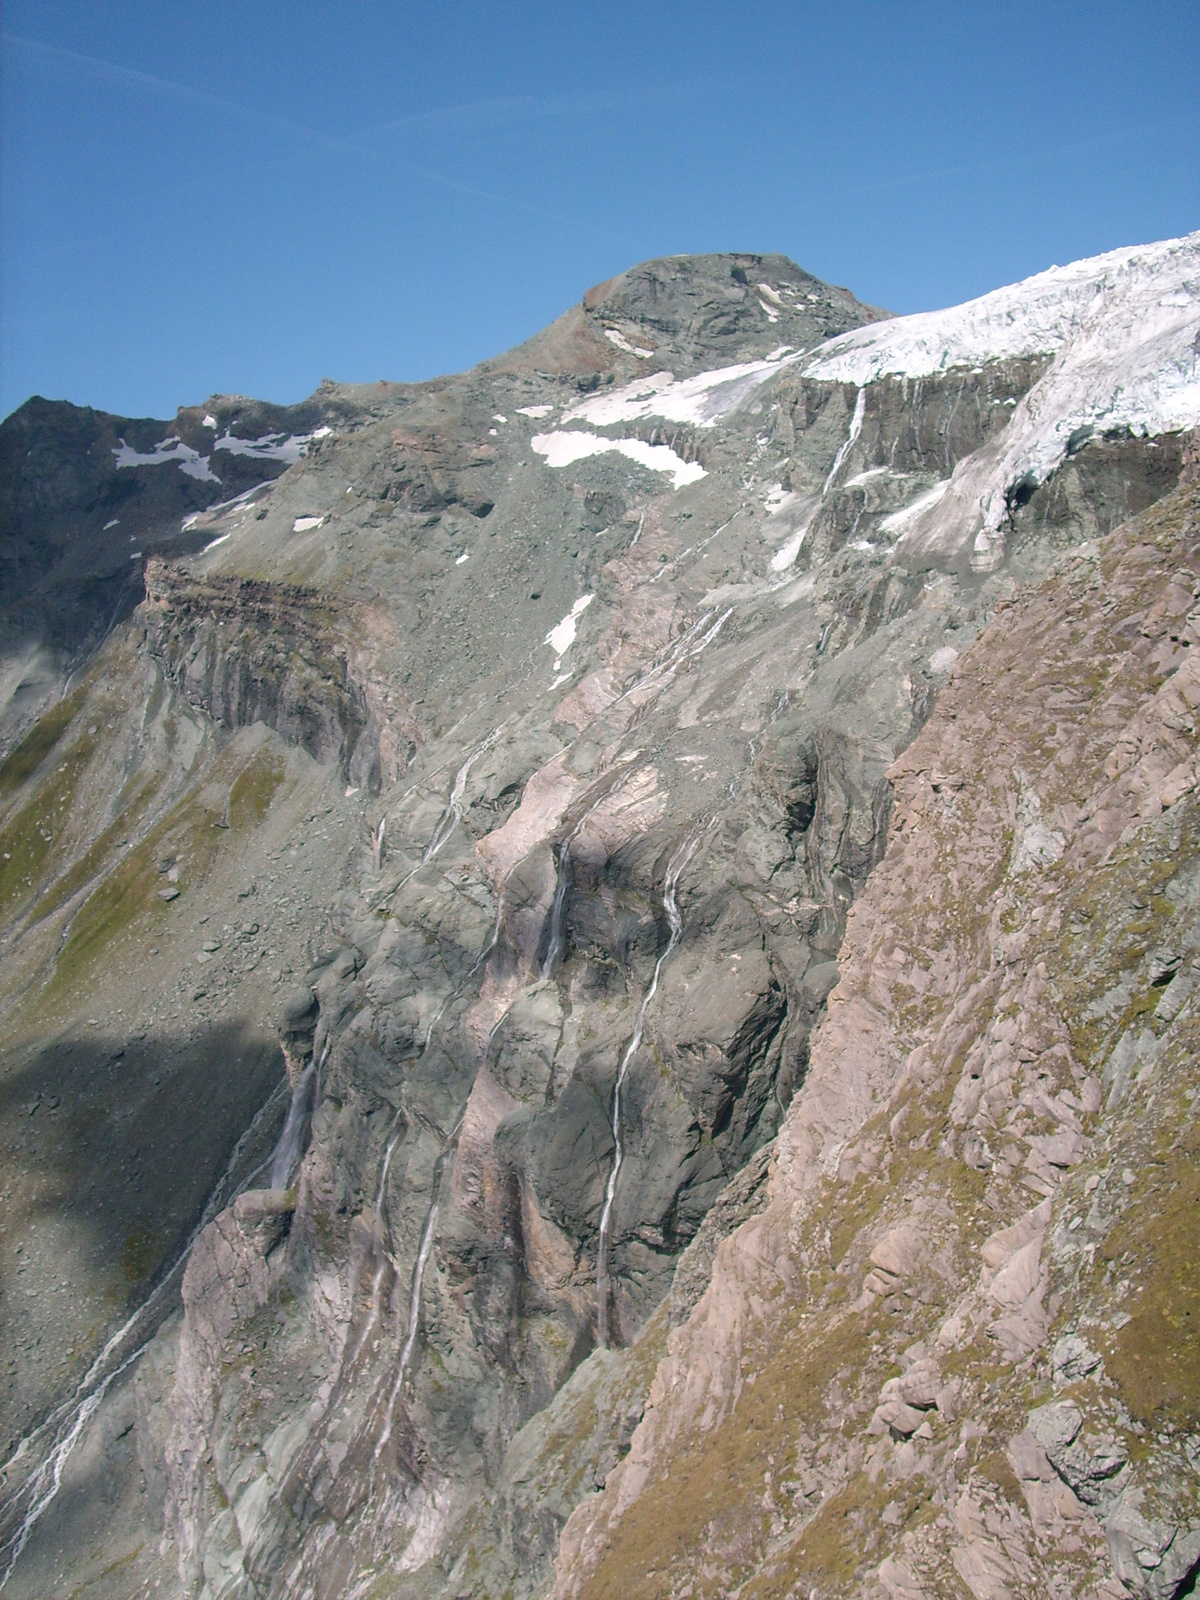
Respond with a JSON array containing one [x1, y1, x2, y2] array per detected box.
[[0, 238, 1196, 1600]]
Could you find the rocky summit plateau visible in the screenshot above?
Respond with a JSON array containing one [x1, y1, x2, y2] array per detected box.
[[0, 236, 1198, 1600]]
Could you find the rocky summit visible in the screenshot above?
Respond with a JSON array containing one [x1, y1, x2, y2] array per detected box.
[[0, 237, 1197, 1600]]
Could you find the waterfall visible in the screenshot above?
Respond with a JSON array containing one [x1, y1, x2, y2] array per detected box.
[[595, 831, 701, 1348], [269, 1061, 316, 1189], [541, 843, 572, 978], [822, 385, 866, 495], [372, 815, 386, 872], [0, 1071, 292, 1588], [346, 1106, 407, 1368], [613, 607, 733, 708], [422, 726, 504, 864], [375, 1121, 463, 1460]]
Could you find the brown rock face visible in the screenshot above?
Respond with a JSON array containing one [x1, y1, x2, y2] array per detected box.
[[551, 482, 1200, 1599]]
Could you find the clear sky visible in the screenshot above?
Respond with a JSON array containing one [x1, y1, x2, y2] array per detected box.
[[2, 1, 1198, 422]]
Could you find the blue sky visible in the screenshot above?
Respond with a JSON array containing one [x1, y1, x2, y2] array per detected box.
[[2, 1, 1197, 421]]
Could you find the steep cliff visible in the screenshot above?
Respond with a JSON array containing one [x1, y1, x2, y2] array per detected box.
[[0, 238, 1197, 1600], [551, 462, 1200, 1600]]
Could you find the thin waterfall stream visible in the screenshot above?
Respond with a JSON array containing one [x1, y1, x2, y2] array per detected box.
[[0, 1065, 295, 1588], [269, 1058, 317, 1189], [541, 843, 572, 978], [595, 830, 702, 1348], [422, 725, 505, 864], [374, 1116, 464, 1460]]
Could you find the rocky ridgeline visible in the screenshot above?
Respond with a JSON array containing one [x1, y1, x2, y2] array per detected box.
[[0, 242, 1196, 1600]]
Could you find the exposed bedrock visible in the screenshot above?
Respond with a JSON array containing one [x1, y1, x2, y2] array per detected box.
[[141, 561, 423, 792], [1, 241, 1197, 1600], [551, 475, 1200, 1600]]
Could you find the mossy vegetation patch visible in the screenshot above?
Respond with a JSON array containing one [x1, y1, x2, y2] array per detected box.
[[114, 1222, 170, 1305], [0, 726, 97, 919], [1096, 1141, 1200, 1431], [578, 1295, 887, 1600], [229, 746, 286, 829], [0, 684, 86, 796], [38, 740, 290, 1013], [742, 1468, 937, 1599], [30, 770, 164, 924]]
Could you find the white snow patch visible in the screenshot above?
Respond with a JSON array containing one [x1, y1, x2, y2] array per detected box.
[[770, 521, 812, 571], [929, 646, 959, 674], [201, 533, 231, 553], [202, 414, 217, 428], [565, 351, 798, 430], [530, 430, 705, 490], [214, 430, 314, 463], [103, 518, 120, 530], [516, 404, 554, 418], [311, 425, 333, 439], [345, 786, 359, 798], [765, 344, 794, 361], [604, 328, 654, 358], [113, 437, 219, 483], [292, 515, 325, 533], [456, 550, 469, 564], [762, 483, 793, 515], [757, 284, 788, 322], [489, 428, 498, 435], [492, 414, 507, 423], [546, 594, 594, 659], [129, 551, 142, 559], [843, 466, 891, 487], [802, 231, 1200, 567], [878, 480, 951, 534]]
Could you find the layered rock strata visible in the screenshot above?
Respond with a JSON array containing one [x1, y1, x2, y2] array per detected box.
[[552, 473, 1200, 1600], [0, 241, 1196, 1600]]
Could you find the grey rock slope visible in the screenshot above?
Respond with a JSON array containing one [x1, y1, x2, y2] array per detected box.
[[0, 246, 1193, 1600]]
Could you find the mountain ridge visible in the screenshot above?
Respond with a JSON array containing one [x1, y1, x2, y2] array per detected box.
[[0, 236, 1196, 1600]]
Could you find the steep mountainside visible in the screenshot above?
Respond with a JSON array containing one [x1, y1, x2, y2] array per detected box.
[[0, 237, 1196, 1600]]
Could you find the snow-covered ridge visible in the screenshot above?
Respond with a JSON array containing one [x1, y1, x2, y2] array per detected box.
[[534, 234, 1197, 560], [803, 234, 1198, 383], [802, 231, 1200, 567]]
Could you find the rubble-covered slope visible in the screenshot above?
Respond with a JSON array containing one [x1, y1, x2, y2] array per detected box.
[[552, 467, 1200, 1600]]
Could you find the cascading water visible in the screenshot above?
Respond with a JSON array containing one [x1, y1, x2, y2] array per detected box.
[[541, 843, 572, 979], [613, 606, 733, 708], [422, 726, 504, 864], [375, 1117, 464, 1459], [0, 1069, 292, 1588], [269, 1059, 317, 1188], [595, 830, 702, 1348]]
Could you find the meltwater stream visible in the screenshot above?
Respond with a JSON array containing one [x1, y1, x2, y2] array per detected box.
[[0, 1066, 297, 1588], [422, 725, 505, 864], [374, 1115, 465, 1461], [595, 830, 702, 1348], [270, 1059, 317, 1189]]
